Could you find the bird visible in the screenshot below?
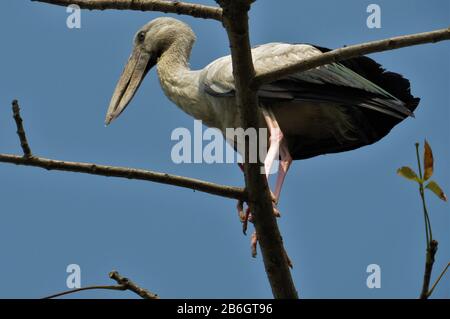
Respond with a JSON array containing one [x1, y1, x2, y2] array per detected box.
[[105, 17, 420, 242]]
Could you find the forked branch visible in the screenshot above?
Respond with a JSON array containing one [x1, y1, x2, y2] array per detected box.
[[43, 270, 159, 299], [1, 101, 247, 201]]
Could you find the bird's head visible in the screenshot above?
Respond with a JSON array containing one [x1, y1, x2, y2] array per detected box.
[[105, 17, 195, 125]]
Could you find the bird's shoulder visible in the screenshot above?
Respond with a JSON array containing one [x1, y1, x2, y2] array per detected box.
[[202, 43, 322, 96], [251, 43, 322, 70]]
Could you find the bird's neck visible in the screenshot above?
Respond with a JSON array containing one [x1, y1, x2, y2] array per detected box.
[[156, 38, 208, 120], [158, 37, 193, 73], [157, 37, 217, 127]]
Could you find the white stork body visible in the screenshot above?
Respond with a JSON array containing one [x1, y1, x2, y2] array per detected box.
[[157, 42, 357, 131], [105, 17, 419, 208]]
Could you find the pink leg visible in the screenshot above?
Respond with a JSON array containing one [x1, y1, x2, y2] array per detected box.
[[235, 106, 293, 257], [261, 107, 293, 205], [261, 109, 281, 181], [273, 140, 292, 204]]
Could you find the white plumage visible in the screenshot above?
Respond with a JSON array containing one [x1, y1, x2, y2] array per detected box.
[[105, 17, 419, 211]]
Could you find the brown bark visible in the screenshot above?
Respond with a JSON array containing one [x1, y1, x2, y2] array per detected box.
[[252, 27, 450, 88], [216, 0, 298, 299], [33, 0, 223, 21]]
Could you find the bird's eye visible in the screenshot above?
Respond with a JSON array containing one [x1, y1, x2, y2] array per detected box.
[[137, 32, 146, 42]]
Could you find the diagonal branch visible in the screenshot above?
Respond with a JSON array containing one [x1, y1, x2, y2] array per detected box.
[[109, 271, 159, 299], [43, 270, 159, 299], [252, 27, 450, 88], [33, 0, 223, 21], [216, 0, 298, 299], [427, 262, 450, 298]]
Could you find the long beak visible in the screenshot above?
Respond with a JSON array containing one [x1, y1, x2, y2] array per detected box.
[[105, 47, 155, 125]]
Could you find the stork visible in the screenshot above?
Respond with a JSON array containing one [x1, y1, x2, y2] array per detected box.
[[105, 17, 419, 244]]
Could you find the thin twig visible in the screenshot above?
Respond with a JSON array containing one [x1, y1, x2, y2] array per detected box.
[[216, 0, 298, 299], [415, 143, 431, 246], [252, 27, 450, 88], [43, 285, 127, 299], [109, 271, 159, 299], [415, 143, 439, 299], [11, 100, 32, 157], [0, 153, 247, 201], [427, 262, 450, 298], [33, 0, 223, 21]]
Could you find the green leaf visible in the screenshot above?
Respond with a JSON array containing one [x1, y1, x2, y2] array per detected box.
[[425, 181, 448, 202], [424, 140, 434, 181], [397, 166, 420, 183]]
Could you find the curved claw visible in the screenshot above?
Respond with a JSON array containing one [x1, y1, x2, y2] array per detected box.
[[242, 207, 251, 235], [270, 190, 278, 205], [237, 200, 245, 221], [251, 232, 258, 258], [237, 200, 252, 235], [272, 205, 281, 218]]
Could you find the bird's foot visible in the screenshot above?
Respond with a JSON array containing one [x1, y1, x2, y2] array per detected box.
[[237, 199, 284, 259], [272, 202, 281, 218], [250, 231, 293, 268], [237, 200, 252, 235], [252, 236, 293, 268], [270, 191, 281, 217], [237, 198, 279, 235]]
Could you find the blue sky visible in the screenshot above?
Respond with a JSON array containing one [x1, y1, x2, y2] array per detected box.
[[0, 0, 448, 298]]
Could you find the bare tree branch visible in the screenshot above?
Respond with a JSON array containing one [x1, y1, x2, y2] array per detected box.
[[252, 27, 450, 88], [216, 0, 298, 299], [33, 0, 223, 21], [0, 153, 246, 200], [43, 270, 159, 299], [109, 271, 159, 299], [11, 100, 32, 157], [2, 101, 246, 201]]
